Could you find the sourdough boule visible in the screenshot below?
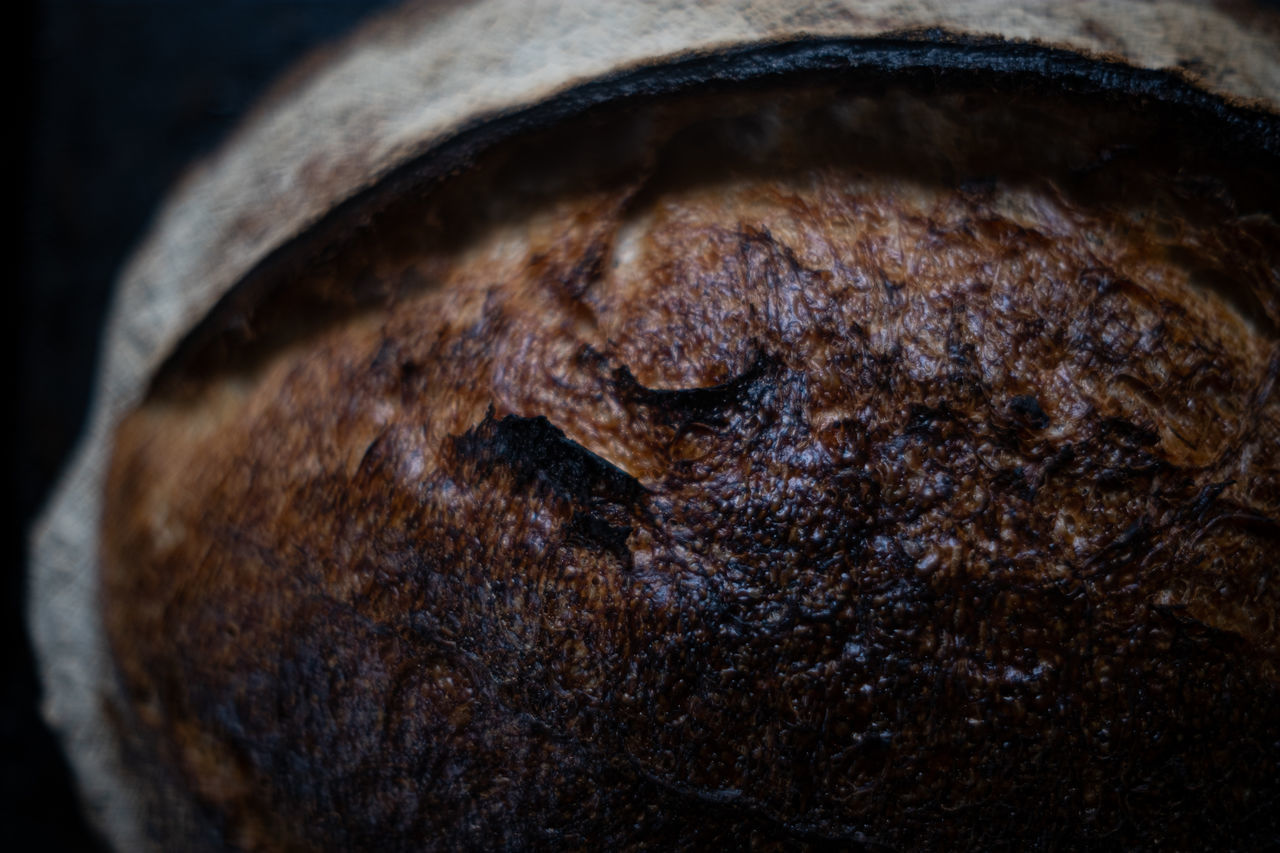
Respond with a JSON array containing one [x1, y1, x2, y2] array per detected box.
[[32, 1, 1280, 849]]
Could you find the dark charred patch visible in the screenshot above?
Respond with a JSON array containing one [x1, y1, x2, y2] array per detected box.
[[450, 411, 647, 568], [566, 512, 634, 566], [612, 352, 779, 430], [452, 411, 646, 510]]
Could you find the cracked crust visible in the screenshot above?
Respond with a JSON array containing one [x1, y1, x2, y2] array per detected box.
[[101, 83, 1280, 850]]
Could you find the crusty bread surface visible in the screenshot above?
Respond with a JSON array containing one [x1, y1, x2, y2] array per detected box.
[[102, 84, 1280, 849]]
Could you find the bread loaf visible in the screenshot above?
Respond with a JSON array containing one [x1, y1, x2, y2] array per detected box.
[[32, 1, 1280, 849]]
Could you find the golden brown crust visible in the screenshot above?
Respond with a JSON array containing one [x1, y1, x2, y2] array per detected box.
[[103, 84, 1280, 849]]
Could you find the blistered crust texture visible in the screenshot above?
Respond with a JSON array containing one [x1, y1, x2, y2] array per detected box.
[[104, 89, 1280, 850]]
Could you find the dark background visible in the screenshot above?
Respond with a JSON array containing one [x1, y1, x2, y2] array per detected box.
[[11, 2, 402, 848]]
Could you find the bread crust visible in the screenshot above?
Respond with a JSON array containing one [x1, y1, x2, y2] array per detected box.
[[26, 2, 1280, 849], [103, 83, 1280, 849]]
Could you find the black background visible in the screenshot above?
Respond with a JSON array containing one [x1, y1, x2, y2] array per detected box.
[[11, 2, 402, 848]]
